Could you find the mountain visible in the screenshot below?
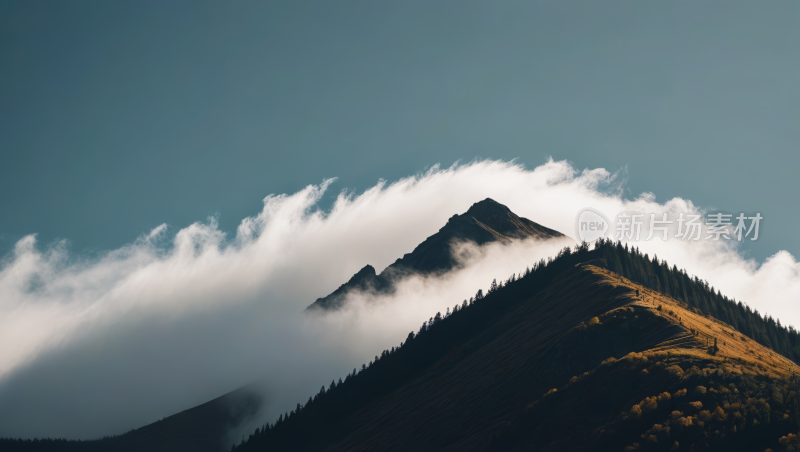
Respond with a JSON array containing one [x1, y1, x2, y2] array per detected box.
[[0, 384, 261, 452], [7, 237, 800, 451], [306, 198, 565, 310], [232, 242, 800, 452]]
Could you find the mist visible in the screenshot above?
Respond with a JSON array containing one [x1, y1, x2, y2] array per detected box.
[[0, 159, 797, 441]]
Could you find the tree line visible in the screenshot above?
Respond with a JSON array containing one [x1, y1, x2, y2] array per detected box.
[[4, 238, 797, 451], [593, 238, 800, 362], [233, 239, 799, 451]]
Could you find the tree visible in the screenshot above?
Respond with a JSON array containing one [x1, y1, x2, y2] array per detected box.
[[489, 279, 498, 293]]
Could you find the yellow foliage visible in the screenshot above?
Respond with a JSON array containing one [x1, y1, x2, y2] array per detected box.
[[779, 433, 799, 446], [625, 352, 648, 363], [643, 423, 670, 441], [665, 365, 684, 377], [641, 397, 658, 412], [675, 416, 694, 428]]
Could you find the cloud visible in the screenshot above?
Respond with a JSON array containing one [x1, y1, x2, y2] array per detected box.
[[0, 159, 797, 441]]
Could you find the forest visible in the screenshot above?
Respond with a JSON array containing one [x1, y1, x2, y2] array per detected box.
[[3, 238, 798, 451], [227, 238, 800, 451]]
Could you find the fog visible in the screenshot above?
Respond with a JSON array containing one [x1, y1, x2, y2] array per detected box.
[[0, 159, 797, 441]]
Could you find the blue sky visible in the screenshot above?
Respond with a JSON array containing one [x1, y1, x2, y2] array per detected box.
[[1, 2, 800, 439], [1, 1, 798, 261]]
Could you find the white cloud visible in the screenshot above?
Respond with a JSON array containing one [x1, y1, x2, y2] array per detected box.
[[0, 159, 797, 440]]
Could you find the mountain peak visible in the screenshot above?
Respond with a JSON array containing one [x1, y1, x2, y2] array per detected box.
[[307, 199, 568, 310], [350, 264, 376, 280], [384, 198, 566, 276], [464, 198, 510, 217]]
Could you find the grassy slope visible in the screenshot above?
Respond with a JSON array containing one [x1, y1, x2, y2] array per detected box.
[[5, 263, 799, 452], [322, 264, 639, 451], [490, 266, 800, 452], [301, 265, 800, 451]]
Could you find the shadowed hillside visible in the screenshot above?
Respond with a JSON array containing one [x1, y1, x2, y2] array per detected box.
[[490, 265, 800, 451], [231, 258, 800, 452], [306, 198, 565, 310], [5, 239, 800, 452], [0, 385, 261, 452]]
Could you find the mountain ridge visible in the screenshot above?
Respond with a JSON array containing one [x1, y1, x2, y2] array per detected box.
[[7, 233, 800, 451], [306, 198, 565, 310], [235, 254, 800, 451]]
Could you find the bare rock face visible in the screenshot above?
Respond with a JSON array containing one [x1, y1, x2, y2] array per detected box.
[[306, 198, 565, 311], [307, 264, 391, 310]]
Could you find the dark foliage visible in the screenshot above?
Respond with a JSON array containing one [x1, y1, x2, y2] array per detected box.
[[4, 238, 798, 452], [233, 239, 800, 451]]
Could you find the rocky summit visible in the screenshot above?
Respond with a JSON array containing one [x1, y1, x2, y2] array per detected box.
[[306, 198, 565, 310]]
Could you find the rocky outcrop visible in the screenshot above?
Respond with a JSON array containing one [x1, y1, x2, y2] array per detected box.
[[306, 198, 565, 310]]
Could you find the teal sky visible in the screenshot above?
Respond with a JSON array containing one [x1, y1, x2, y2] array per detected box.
[[1, 1, 798, 263]]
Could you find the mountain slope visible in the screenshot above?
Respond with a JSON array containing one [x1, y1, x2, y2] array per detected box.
[[307, 198, 565, 310], [7, 240, 800, 452], [387, 197, 564, 274], [239, 262, 800, 451], [0, 384, 261, 452], [491, 265, 800, 451]]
